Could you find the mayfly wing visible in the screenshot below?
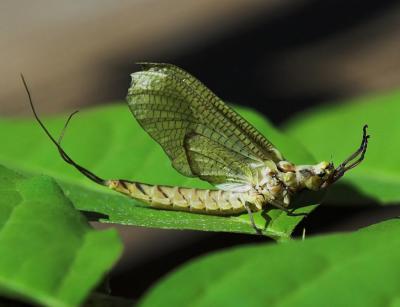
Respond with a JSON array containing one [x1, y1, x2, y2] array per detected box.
[[127, 63, 284, 186], [184, 132, 254, 185]]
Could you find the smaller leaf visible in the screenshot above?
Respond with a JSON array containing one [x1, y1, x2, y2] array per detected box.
[[139, 219, 400, 307], [0, 165, 122, 307]]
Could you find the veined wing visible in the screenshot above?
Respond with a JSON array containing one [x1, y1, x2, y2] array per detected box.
[[126, 63, 283, 186], [184, 132, 254, 185]]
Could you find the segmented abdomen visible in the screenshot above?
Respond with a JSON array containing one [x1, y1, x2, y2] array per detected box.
[[106, 179, 258, 215]]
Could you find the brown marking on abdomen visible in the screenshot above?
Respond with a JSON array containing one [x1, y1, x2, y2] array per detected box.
[[107, 180, 258, 215]]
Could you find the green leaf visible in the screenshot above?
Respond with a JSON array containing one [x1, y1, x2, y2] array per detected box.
[[284, 90, 400, 204], [140, 219, 400, 307], [0, 165, 122, 307], [0, 104, 315, 239]]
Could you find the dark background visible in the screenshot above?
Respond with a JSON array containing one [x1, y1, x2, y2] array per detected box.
[[2, 0, 400, 301]]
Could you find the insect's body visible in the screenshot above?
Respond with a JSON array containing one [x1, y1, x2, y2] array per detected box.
[[24, 62, 369, 233], [107, 180, 262, 215], [106, 159, 335, 215]]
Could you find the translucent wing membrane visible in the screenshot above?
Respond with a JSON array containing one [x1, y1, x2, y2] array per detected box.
[[184, 133, 253, 185], [127, 63, 283, 185]]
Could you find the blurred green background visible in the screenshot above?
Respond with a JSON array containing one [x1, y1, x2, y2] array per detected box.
[[1, 0, 400, 301]]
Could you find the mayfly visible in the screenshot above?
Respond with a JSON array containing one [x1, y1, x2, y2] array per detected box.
[[22, 63, 369, 234]]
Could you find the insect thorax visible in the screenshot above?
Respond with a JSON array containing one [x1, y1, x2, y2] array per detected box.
[[249, 160, 334, 207], [251, 163, 294, 207]]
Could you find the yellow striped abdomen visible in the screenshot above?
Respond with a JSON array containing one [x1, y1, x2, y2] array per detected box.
[[106, 179, 262, 215]]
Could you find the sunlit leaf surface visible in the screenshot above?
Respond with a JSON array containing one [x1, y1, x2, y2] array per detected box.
[[140, 219, 400, 307]]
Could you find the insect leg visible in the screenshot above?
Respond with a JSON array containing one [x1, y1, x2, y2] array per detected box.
[[288, 208, 309, 217], [244, 202, 262, 235], [269, 200, 290, 212], [270, 200, 308, 217], [337, 125, 369, 168], [342, 136, 369, 172], [333, 125, 369, 181]]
